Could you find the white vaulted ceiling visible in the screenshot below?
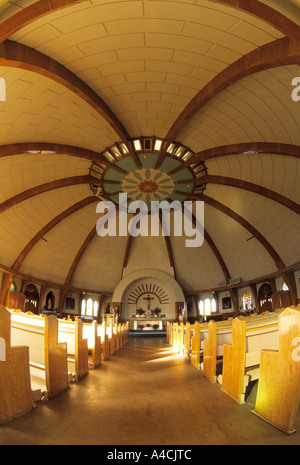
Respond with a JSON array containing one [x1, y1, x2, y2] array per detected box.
[[0, 0, 299, 295]]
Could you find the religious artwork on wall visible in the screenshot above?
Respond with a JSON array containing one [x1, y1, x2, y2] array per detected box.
[[24, 283, 39, 301], [242, 291, 252, 311], [127, 282, 169, 316], [65, 297, 75, 310], [258, 283, 273, 299], [45, 291, 55, 311], [222, 297, 232, 310]]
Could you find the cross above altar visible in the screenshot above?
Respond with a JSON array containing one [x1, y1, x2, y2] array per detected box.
[[143, 294, 154, 310]]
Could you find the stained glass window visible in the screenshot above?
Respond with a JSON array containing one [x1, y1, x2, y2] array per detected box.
[[242, 291, 252, 311]]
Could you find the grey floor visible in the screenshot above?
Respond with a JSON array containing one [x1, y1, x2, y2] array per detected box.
[[1, 336, 300, 446]]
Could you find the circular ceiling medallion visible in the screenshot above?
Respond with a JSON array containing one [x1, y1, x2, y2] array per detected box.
[[121, 168, 175, 202], [89, 137, 207, 207]]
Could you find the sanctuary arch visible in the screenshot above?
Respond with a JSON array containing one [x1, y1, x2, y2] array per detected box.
[[111, 269, 185, 324]]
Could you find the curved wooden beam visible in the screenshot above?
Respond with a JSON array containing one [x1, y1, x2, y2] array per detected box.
[[0, 174, 96, 214], [170, 142, 300, 174], [1, 0, 298, 45], [0, 142, 127, 174], [0, 142, 105, 164], [0, 0, 87, 44], [0, 40, 130, 141], [11, 196, 98, 273], [64, 226, 97, 286], [197, 193, 286, 271], [181, 207, 231, 283], [208, 0, 300, 39], [164, 37, 300, 144], [180, 175, 300, 215], [204, 229, 231, 283]]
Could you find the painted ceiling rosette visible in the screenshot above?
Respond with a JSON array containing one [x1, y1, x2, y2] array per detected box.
[[121, 168, 175, 202]]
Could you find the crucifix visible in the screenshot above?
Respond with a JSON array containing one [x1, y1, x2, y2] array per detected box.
[[143, 294, 154, 310]]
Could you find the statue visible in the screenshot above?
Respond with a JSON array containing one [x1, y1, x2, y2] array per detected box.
[[143, 294, 154, 310]]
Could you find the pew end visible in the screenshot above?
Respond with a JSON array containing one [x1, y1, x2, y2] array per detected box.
[[253, 306, 300, 434], [0, 307, 35, 424]]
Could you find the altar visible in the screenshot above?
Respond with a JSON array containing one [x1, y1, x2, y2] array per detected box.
[[130, 316, 166, 331]]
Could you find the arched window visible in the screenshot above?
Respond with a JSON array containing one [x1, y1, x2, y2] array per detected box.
[[282, 281, 289, 291], [93, 301, 99, 317], [81, 297, 99, 317], [204, 298, 211, 315], [242, 291, 252, 311], [9, 282, 16, 292], [211, 298, 216, 313], [86, 298, 93, 316], [199, 300, 204, 316]]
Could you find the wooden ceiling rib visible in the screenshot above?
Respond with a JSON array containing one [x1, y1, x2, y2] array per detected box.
[[0, 0, 298, 45], [199, 175, 300, 215], [11, 196, 98, 273], [170, 142, 300, 175], [204, 229, 231, 284], [199, 193, 286, 271], [0, 175, 95, 214], [208, 0, 300, 39], [165, 37, 300, 143], [0, 0, 86, 43], [0, 40, 130, 141], [191, 142, 300, 164], [0, 142, 105, 164], [64, 225, 97, 287], [0, 142, 128, 175], [184, 209, 231, 284]]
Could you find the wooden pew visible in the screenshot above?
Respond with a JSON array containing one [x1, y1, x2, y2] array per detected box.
[[91, 320, 101, 368], [253, 306, 300, 434], [9, 310, 69, 400], [200, 311, 282, 379], [166, 322, 171, 343], [183, 322, 193, 359], [219, 317, 246, 403], [0, 306, 35, 423], [108, 323, 116, 355], [191, 321, 201, 369], [202, 320, 217, 383], [100, 321, 110, 361], [178, 322, 185, 356], [71, 318, 89, 381], [218, 316, 279, 404]]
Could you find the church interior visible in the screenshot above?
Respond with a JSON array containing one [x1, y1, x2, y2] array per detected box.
[[0, 0, 300, 446]]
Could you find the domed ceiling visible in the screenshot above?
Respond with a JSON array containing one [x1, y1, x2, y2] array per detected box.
[[0, 0, 299, 298]]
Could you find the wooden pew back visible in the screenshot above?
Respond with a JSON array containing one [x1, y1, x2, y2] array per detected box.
[[9, 310, 69, 399], [254, 306, 300, 434], [0, 306, 34, 423], [202, 320, 217, 383]]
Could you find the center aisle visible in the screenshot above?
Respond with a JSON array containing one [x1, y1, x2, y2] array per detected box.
[[1, 336, 300, 445]]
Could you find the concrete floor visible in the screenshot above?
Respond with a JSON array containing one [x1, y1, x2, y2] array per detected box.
[[1, 336, 300, 446]]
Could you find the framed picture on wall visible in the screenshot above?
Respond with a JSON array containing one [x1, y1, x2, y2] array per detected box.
[[65, 297, 75, 310], [222, 297, 231, 310]]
